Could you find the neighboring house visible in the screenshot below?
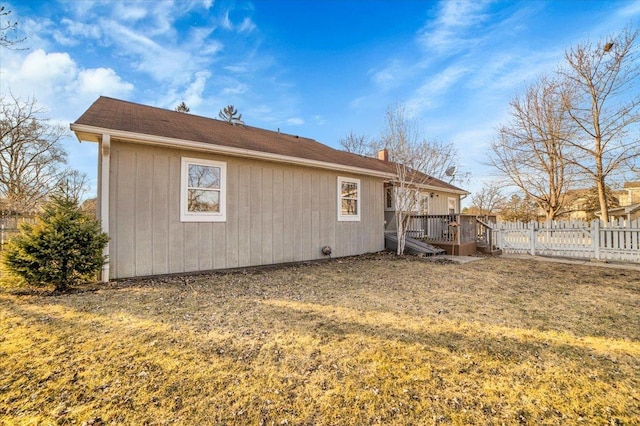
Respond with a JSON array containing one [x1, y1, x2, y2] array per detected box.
[[557, 189, 591, 221], [559, 183, 639, 222], [616, 182, 640, 206], [71, 97, 468, 280], [606, 203, 640, 222], [608, 182, 640, 222]]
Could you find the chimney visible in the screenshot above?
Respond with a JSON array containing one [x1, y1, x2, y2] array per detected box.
[[377, 149, 389, 162]]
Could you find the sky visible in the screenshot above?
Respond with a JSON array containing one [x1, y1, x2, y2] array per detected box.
[[1, 0, 639, 204]]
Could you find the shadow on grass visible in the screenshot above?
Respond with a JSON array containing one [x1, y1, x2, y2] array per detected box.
[[1, 272, 639, 425]]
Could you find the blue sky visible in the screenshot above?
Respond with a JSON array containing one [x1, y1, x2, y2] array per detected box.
[[1, 0, 639, 202]]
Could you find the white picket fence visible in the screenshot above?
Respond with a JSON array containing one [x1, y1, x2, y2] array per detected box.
[[494, 218, 640, 263]]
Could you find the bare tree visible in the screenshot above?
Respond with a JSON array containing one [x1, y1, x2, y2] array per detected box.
[[54, 169, 90, 205], [381, 104, 461, 254], [0, 96, 68, 212], [499, 193, 538, 223], [559, 27, 640, 223], [0, 6, 26, 49], [490, 76, 578, 220], [581, 185, 620, 221], [81, 197, 98, 217], [470, 182, 506, 215], [218, 105, 243, 124], [339, 131, 371, 156], [175, 102, 190, 113]]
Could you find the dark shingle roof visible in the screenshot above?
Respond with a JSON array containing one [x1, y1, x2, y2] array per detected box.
[[73, 96, 466, 193]]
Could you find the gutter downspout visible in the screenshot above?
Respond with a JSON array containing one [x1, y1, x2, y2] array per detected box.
[[99, 134, 110, 282]]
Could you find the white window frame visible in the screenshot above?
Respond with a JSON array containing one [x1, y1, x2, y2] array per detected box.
[[337, 176, 361, 222], [385, 186, 394, 211], [180, 157, 227, 222], [448, 197, 457, 215], [418, 192, 429, 214]]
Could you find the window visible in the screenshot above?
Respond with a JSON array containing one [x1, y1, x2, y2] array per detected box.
[[338, 177, 360, 221], [180, 157, 226, 222], [419, 193, 429, 214], [448, 197, 457, 215], [385, 186, 394, 210]]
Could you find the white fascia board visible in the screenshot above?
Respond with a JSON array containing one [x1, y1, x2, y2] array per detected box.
[[386, 178, 469, 195], [70, 124, 395, 180], [420, 186, 470, 196]]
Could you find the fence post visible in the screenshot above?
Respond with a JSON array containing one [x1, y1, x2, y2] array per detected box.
[[593, 220, 600, 260], [530, 222, 536, 256]]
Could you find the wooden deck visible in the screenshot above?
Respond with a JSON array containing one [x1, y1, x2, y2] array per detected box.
[[406, 214, 499, 255]]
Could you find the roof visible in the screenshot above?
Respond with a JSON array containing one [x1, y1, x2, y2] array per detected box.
[[608, 203, 640, 216], [71, 96, 467, 194]]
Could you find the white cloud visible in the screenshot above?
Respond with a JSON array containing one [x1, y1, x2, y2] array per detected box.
[[405, 65, 467, 115], [20, 0, 266, 116], [187, 26, 222, 55], [201, 40, 224, 56], [61, 18, 102, 39], [425, 65, 467, 93], [238, 17, 256, 33], [19, 49, 76, 84], [183, 70, 211, 107], [439, 0, 489, 27], [221, 83, 248, 95], [113, 3, 148, 21], [1, 49, 133, 121], [221, 11, 233, 30], [417, 0, 492, 54], [287, 117, 304, 126], [219, 10, 257, 33], [224, 64, 249, 73], [312, 115, 326, 126], [99, 20, 195, 83], [618, 1, 640, 17], [78, 68, 134, 97], [370, 59, 406, 89]]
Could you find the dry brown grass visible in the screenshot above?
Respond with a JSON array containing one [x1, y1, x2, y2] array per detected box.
[[1, 253, 639, 425]]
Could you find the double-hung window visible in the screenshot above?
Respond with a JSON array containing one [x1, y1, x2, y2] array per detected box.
[[180, 157, 226, 222], [448, 197, 457, 215], [385, 186, 394, 210], [338, 176, 361, 221]]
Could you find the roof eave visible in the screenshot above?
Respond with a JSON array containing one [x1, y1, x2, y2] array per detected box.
[[414, 183, 469, 196], [70, 123, 396, 179], [386, 178, 469, 195]]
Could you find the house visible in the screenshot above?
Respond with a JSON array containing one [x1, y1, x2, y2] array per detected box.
[[608, 182, 640, 222], [557, 189, 591, 221], [616, 181, 640, 206], [558, 183, 639, 223], [71, 97, 468, 280], [606, 203, 640, 222]]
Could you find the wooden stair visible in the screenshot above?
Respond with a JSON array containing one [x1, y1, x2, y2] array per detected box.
[[384, 231, 446, 256]]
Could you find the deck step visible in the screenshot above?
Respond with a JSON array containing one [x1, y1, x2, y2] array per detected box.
[[384, 231, 446, 256]]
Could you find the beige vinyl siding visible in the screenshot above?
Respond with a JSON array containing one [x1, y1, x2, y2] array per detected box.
[[108, 141, 385, 279], [383, 190, 461, 230], [428, 191, 460, 214]]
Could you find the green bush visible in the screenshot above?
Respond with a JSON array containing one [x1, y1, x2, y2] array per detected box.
[[2, 195, 108, 292]]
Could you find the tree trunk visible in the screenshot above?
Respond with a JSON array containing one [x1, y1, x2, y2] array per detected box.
[[597, 174, 609, 225], [396, 212, 407, 255]]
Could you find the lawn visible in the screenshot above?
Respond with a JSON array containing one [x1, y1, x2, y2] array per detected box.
[[1, 254, 639, 425]]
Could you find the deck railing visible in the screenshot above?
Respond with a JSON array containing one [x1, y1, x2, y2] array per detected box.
[[407, 214, 497, 246]]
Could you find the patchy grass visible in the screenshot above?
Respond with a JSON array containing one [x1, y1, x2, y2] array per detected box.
[[1, 254, 639, 425]]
